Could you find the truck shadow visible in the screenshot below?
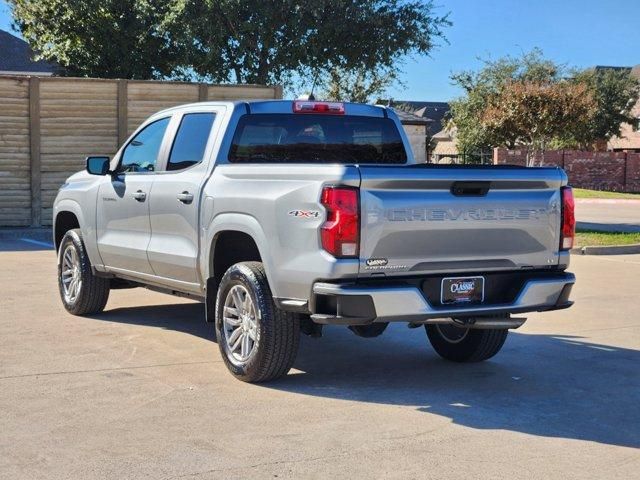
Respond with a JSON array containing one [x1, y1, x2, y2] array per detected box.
[[89, 303, 214, 342], [276, 323, 640, 449], [88, 303, 639, 449]]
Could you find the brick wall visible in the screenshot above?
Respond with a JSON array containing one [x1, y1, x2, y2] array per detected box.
[[493, 148, 640, 193]]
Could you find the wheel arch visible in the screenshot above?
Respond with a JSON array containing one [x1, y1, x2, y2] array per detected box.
[[53, 200, 85, 251], [210, 230, 262, 287], [53, 199, 104, 268], [54, 211, 80, 251], [202, 213, 277, 296]]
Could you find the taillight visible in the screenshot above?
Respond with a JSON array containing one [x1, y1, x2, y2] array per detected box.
[[560, 186, 575, 250], [320, 186, 359, 258], [293, 101, 345, 115]]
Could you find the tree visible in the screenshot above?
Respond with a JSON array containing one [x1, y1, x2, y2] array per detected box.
[[482, 81, 596, 166], [176, 0, 450, 87], [449, 50, 640, 158], [558, 68, 640, 148], [319, 66, 397, 103], [9, 0, 182, 79], [448, 49, 569, 156], [10, 1, 450, 85]]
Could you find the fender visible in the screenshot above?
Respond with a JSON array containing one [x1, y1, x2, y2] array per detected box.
[[200, 212, 279, 297], [53, 198, 105, 269]]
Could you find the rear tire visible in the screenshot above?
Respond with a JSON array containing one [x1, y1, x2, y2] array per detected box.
[[426, 324, 508, 362], [215, 261, 300, 382], [57, 229, 110, 315]]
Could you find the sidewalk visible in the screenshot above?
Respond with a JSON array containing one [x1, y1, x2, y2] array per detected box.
[[575, 198, 640, 232]]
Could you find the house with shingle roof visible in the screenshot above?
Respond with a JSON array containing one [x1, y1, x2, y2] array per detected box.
[[0, 29, 58, 76], [381, 99, 459, 162], [389, 108, 431, 163], [384, 100, 450, 137]]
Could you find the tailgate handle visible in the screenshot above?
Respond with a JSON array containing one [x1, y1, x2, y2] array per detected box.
[[451, 181, 491, 197]]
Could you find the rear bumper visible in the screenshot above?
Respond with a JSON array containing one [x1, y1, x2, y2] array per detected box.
[[311, 272, 575, 325]]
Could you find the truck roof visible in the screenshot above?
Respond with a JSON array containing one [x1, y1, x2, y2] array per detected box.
[[154, 99, 391, 118]]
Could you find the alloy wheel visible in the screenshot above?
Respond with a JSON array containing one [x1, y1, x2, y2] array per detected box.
[[61, 244, 82, 304], [222, 285, 259, 366]]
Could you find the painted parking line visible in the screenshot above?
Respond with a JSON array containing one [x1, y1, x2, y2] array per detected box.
[[20, 238, 54, 248]]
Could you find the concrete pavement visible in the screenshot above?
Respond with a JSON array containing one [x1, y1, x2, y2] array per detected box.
[[576, 198, 640, 232], [1, 247, 639, 479]]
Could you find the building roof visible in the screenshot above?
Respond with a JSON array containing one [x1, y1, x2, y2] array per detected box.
[[0, 29, 57, 75], [385, 100, 450, 136], [432, 127, 454, 140], [391, 108, 432, 126]]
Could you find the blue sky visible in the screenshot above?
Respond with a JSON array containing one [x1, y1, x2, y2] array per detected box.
[[2, 0, 639, 101]]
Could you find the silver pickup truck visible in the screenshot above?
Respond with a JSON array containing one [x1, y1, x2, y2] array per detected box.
[[53, 99, 575, 382]]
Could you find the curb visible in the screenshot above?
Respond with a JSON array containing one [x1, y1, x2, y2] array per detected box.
[[571, 243, 640, 255]]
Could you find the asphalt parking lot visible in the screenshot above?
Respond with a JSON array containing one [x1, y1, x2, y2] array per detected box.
[[1, 245, 639, 479]]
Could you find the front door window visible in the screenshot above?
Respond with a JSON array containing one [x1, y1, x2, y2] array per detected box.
[[119, 117, 170, 173]]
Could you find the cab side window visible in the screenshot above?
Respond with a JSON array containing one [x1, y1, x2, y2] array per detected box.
[[119, 117, 170, 173], [166, 113, 216, 171]]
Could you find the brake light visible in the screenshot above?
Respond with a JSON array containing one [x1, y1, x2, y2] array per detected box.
[[293, 101, 345, 115], [560, 186, 575, 250], [320, 186, 359, 258]]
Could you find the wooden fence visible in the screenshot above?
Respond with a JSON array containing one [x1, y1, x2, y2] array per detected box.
[[0, 76, 282, 227]]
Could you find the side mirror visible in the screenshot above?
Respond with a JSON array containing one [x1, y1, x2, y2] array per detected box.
[[86, 156, 110, 176]]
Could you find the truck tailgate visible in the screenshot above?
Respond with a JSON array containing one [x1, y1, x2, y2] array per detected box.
[[357, 165, 566, 278]]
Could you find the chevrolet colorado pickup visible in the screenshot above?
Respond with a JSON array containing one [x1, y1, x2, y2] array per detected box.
[[53, 99, 576, 382]]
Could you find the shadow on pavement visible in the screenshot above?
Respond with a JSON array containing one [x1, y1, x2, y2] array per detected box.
[[89, 303, 214, 342], [0, 238, 55, 252], [88, 303, 640, 449]]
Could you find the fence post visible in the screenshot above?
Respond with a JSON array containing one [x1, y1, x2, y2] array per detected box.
[[198, 83, 208, 102], [274, 84, 284, 99], [117, 79, 128, 146], [623, 152, 628, 192], [29, 77, 41, 227]]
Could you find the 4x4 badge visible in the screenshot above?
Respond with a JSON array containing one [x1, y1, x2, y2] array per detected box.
[[288, 210, 320, 218]]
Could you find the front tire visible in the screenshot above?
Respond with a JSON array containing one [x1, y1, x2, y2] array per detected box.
[[426, 324, 508, 362], [57, 229, 110, 315], [215, 262, 300, 382]]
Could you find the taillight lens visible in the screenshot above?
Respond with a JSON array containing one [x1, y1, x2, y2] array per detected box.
[[320, 186, 359, 258], [560, 186, 575, 250], [293, 101, 345, 115]]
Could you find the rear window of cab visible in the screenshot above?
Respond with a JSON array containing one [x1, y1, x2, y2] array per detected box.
[[228, 114, 407, 164]]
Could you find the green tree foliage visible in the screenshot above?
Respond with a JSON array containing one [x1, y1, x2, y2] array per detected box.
[[557, 68, 640, 148], [449, 50, 640, 159], [482, 81, 596, 166], [176, 0, 449, 87], [320, 66, 397, 103], [9, 0, 450, 87], [10, 0, 182, 79], [448, 49, 569, 155]]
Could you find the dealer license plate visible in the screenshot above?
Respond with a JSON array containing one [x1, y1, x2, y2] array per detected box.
[[441, 276, 485, 305]]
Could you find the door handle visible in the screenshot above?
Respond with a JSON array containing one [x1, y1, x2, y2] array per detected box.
[[132, 190, 146, 202], [177, 191, 194, 204]]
